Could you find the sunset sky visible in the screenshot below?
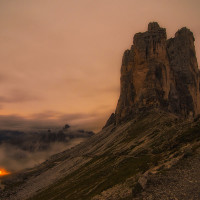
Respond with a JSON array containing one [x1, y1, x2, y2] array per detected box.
[[0, 0, 200, 132]]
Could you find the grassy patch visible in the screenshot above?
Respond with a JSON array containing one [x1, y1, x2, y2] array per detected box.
[[30, 153, 154, 200], [122, 118, 155, 144], [176, 125, 200, 144]]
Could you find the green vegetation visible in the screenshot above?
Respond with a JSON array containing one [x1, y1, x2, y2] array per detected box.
[[29, 114, 200, 200], [176, 124, 200, 144], [122, 114, 158, 143], [30, 152, 156, 200]]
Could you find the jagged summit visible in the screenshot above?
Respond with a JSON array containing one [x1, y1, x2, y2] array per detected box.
[[148, 22, 162, 31], [105, 22, 200, 126]]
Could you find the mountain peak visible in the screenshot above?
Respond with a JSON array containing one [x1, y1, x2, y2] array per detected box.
[[148, 22, 161, 31], [105, 22, 200, 126]]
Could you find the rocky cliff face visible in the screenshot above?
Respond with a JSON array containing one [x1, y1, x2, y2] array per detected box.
[[112, 22, 200, 124]]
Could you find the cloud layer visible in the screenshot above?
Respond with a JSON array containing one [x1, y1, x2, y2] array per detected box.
[[0, 139, 85, 171], [0, 110, 111, 132], [0, 0, 199, 131]]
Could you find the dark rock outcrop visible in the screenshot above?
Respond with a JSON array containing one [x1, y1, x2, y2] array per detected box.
[[103, 113, 116, 129], [167, 27, 200, 117], [111, 22, 200, 124], [63, 124, 70, 129]]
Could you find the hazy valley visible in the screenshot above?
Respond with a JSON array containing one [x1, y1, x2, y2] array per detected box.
[[0, 126, 94, 172]]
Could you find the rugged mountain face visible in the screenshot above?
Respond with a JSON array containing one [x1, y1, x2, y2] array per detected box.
[[112, 22, 200, 124], [1, 22, 200, 200]]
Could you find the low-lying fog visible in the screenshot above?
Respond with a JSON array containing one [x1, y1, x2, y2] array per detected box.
[[0, 139, 85, 172], [0, 127, 94, 172]]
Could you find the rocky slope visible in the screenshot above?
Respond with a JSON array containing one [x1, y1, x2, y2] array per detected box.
[[1, 110, 200, 200], [1, 22, 200, 200]]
